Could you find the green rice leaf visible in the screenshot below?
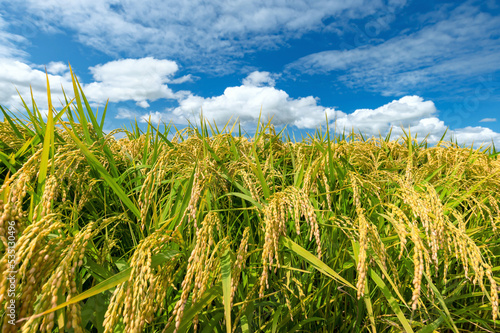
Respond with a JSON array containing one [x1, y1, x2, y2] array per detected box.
[[221, 249, 232, 333], [422, 272, 459, 333], [282, 237, 355, 290], [417, 315, 445, 333], [218, 192, 263, 210], [35, 71, 55, 212], [369, 268, 414, 333], [69, 64, 92, 145], [272, 305, 282, 333], [0, 106, 24, 139]]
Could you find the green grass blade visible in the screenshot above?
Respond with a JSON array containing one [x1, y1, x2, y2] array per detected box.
[[0, 106, 24, 139], [76, 77, 104, 138], [218, 192, 263, 210], [16, 89, 42, 136], [422, 272, 459, 333], [69, 64, 92, 144], [201, 313, 225, 333], [221, 249, 232, 333], [272, 305, 282, 333], [0, 152, 16, 173], [36, 71, 55, 212], [444, 175, 491, 212], [282, 237, 356, 290], [417, 315, 445, 333], [369, 268, 414, 333], [100, 100, 109, 131]]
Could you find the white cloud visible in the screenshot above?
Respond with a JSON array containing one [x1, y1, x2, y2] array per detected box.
[[84, 57, 180, 107], [2, 55, 498, 149], [115, 108, 173, 126], [452, 127, 500, 147], [0, 15, 75, 110], [140, 111, 166, 124], [170, 71, 339, 128], [479, 118, 497, 123], [117, 86, 500, 147], [0, 58, 73, 111], [330, 96, 500, 147], [333, 95, 438, 135], [136, 100, 150, 108], [46, 61, 69, 75], [242, 71, 277, 87], [287, 3, 500, 95], [33, 61, 69, 75], [6, 0, 405, 72], [0, 57, 189, 113]]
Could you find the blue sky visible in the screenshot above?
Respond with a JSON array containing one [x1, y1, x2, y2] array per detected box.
[[1, 0, 499, 146]]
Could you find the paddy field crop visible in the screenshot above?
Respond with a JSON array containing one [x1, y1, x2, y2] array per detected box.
[[1, 71, 499, 332]]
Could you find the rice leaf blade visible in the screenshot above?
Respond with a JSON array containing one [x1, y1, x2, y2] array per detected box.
[[369, 268, 414, 333], [36, 71, 55, 211], [282, 237, 355, 290], [221, 249, 232, 333]]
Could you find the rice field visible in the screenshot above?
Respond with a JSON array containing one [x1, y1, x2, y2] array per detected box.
[[1, 71, 500, 332]]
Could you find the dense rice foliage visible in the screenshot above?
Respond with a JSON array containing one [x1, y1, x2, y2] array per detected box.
[[1, 72, 500, 332]]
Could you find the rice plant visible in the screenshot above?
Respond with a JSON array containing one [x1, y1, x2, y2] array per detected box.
[[1, 70, 499, 332]]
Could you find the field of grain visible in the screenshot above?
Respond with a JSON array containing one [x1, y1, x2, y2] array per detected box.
[[1, 72, 499, 332]]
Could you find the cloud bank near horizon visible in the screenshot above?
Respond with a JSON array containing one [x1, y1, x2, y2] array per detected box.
[[0, 35, 498, 148], [108, 65, 500, 147]]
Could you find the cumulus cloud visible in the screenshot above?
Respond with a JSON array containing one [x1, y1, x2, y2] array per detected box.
[[287, 2, 500, 95], [4, 0, 406, 73], [45, 61, 69, 75], [451, 127, 500, 147], [330, 96, 500, 147], [169, 71, 339, 128], [32, 61, 69, 75], [0, 57, 188, 112], [242, 71, 277, 87], [115, 109, 171, 127], [118, 82, 500, 147], [0, 59, 73, 111], [109, 70, 500, 147], [333, 96, 437, 135], [84, 57, 180, 107], [2, 56, 498, 148], [330, 95, 451, 142], [135, 100, 150, 108], [0, 16, 76, 110], [115, 108, 175, 126]]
